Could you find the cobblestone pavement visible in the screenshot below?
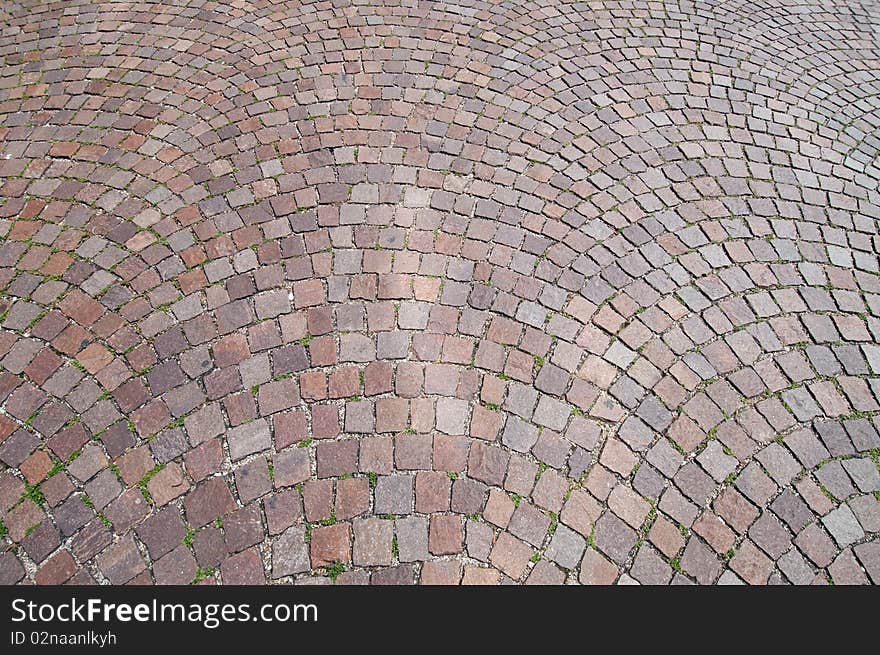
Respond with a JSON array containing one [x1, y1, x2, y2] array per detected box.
[[1, 0, 879, 586]]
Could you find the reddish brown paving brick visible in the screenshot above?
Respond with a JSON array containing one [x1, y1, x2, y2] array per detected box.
[[579, 549, 619, 585], [462, 565, 501, 585], [730, 539, 774, 585], [649, 516, 686, 558], [336, 476, 370, 520], [693, 512, 737, 554], [293, 280, 325, 309], [147, 463, 188, 506], [299, 371, 328, 401], [115, 447, 155, 487], [489, 532, 534, 580], [184, 477, 237, 528], [561, 489, 603, 538], [484, 488, 516, 528], [311, 405, 340, 439], [316, 440, 358, 478], [415, 471, 451, 513], [328, 367, 360, 398], [433, 434, 469, 472], [35, 550, 77, 585], [302, 479, 334, 523], [470, 404, 503, 441], [468, 441, 509, 486], [429, 515, 463, 555], [221, 547, 266, 585], [310, 524, 351, 567], [20, 450, 53, 484], [275, 410, 308, 449], [375, 397, 408, 433], [364, 362, 393, 396], [713, 487, 760, 534], [419, 559, 462, 585], [185, 439, 224, 482]]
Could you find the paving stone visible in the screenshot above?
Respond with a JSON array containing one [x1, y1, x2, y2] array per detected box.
[[374, 474, 413, 515], [828, 548, 869, 585], [674, 462, 716, 507], [136, 506, 187, 560], [508, 502, 551, 548], [777, 548, 816, 586], [154, 546, 198, 585], [36, 550, 78, 585], [545, 524, 586, 570], [714, 487, 760, 534], [310, 524, 351, 568], [451, 477, 487, 515], [148, 463, 189, 506], [504, 454, 538, 496], [561, 488, 603, 538], [680, 537, 722, 585], [227, 419, 271, 461], [630, 545, 673, 585], [697, 441, 737, 483], [272, 525, 310, 578], [649, 517, 685, 558], [54, 495, 94, 537], [794, 523, 837, 568], [371, 565, 414, 586], [22, 521, 61, 564], [316, 440, 358, 478], [798, 474, 835, 515], [0, 553, 25, 585], [579, 548, 619, 585], [353, 518, 394, 566], [842, 458, 880, 493], [532, 469, 568, 513], [822, 504, 865, 547], [748, 513, 792, 560], [755, 443, 801, 487], [521, 559, 562, 584], [394, 434, 432, 470], [501, 416, 539, 453], [468, 441, 509, 487], [224, 504, 264, 553], [783, 429, 830, 469], [419, 559, 461, 585], [436, 397, 469, 435], [103, 489, 149, 534], [429, 515, 463, 555], [735, 463, 778, 507], [97, 536, 146, 584], [185, 477, 237, 528], [816, 460, 856, 501], [489, 532, 534, 580], [395, 516, 429, 563], [849, 494, 880, 533], [193, 526, 227, 569], [659, 486, 700, 528], [264, 489, 303, 536], [359, 436, 393, 475], [854, 541, 880, 584], [221, 547, 266, 584], [692, 511, 736, 555], [608, 484, 651, 529], [274, 448, 311, 488], [594, 512, 638, 565]]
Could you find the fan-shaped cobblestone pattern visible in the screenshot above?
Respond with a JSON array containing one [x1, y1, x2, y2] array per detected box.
[[1, 0, 879, 585]]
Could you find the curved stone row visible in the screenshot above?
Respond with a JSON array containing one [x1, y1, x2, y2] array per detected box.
[[0, 0, 878, 585]]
